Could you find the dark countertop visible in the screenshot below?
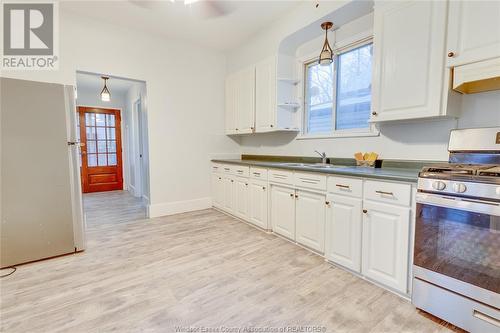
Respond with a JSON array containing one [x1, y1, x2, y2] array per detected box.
[[211, 159, 423, 183]]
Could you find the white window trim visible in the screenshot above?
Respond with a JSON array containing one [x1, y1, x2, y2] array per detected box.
[[297, 30, 379, 139]]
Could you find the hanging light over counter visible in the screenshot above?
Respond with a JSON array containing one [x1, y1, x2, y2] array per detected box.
[[100, 76, 111, 102], [319, 21, 334, 66]]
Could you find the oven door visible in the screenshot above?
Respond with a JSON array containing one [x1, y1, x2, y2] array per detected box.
[[414, 192, 500, 307]]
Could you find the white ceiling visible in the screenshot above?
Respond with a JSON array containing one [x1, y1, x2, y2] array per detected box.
[[61, 1, 303, 51], [76, 72, 142, 96]]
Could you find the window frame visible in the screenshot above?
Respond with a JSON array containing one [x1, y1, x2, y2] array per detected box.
[[298, 35, 379, 140]]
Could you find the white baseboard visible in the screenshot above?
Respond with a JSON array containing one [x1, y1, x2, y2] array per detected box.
[[148, 197, 212, 218]]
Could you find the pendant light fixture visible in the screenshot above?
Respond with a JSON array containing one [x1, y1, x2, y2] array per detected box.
[[100, 76, 111, 102], [319, 22, 334, 66]]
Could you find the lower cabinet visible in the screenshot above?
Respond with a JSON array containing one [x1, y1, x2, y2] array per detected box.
[[361, 200, 410, 293], [295, 190, 326, 253], [211, 174, 224, 209], [270, 185, 296, 240], [234, 177, 249, 219], [325, 194, 362, 272], [223, 176, 235, 213], [248, 180, 268, 229]]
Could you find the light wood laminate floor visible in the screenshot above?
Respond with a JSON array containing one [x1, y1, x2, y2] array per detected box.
[[1, 208, 453, 333], [83, 190, 146, 226]]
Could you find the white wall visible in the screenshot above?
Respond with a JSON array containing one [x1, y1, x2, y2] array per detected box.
[[2, 9, 241, 217], [228, 8, 500, 162]]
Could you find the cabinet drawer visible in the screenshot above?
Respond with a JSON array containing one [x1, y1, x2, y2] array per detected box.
[[211, 163, 223, 173], [221, 164, 233, 174], [250, 167, 268, 180], [231, 165, 249, 177], [268, 168, 294, 185], [294, 172, 326, 191], [364, 180, 411, 206], [327, 176, 362, 198]]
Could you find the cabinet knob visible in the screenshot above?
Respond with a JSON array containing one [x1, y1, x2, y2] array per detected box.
[[231, 180, 234, 183], [270, 124, 274, 128], [235, 128, 239, 131], [371, 111, 377, 116], [325, 201, 330, 205], [447, 51, 455, 58], [262, 186, 266, 190], [295, 194, 298, 198], [289, 193, 294, 197], [363, 209, 368, 213], [250, 127, 254, 130]]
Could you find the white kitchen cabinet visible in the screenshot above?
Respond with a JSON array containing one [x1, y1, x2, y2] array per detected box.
[[255, 57, 277, 132], [248, 180, 268, 229], [225, 67, 255, 134], [270, 185, 296, 240], [234, 177, 249, 220], [295, 190, 326, 253], [325, 194, 362, 272], [371, 0, 459, 122], [446, 0, 500, 68], [211, 174, 224, 209], [362, 200, 410, 293], [223, 176, 235, 213]]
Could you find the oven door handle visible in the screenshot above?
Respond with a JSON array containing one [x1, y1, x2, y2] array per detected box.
[[416, 193, 500, 216]]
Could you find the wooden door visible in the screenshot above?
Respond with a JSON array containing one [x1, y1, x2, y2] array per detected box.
[[248, 180, 268, 229], [361, 200, 410, 293], [295, 190, 326, 253], [78, 107, 123, 193], [325, 194, 362, 272], [270, 185, 296, 240]]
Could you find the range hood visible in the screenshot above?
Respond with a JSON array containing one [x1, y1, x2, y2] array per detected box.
[[453, 57, 500, 94]]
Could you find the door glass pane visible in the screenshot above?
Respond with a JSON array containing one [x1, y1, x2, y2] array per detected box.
[[86, 127, 96, 140], [98, 154, 107, 166], [108, 153, 117, 166], [97, 141, 107, 153], [97, 127, 106, 140], [87, 140, 97, 153], [107, 128, 115, 140], [96, 113, 106, 126], [87, 154, 97, 167], [106, 114, 115, 127], [85, 113, 95, 126], [107, 140, 116, 153]]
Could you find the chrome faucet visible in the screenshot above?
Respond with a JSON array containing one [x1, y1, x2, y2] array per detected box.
[[314, 150, 328, 164]]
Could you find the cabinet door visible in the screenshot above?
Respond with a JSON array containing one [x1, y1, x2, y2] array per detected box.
[[325, 194, 362, 272], [248, 180, 268, 229], [234, 177, 249, 220], [270, 185, 295, 240], [371, 1, 448, 121], [211, 174, 224, 209], [447, 1, 500, 67], [225, 75, 237, 134], [255, 56, 276, 132], [236, 67, 255, 134], [362, 200, 410, 293], [295, 190, 326, 253], [223, 177, 235, 213]]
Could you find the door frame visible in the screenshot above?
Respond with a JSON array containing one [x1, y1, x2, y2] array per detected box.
[[77, 106, 124, 193]]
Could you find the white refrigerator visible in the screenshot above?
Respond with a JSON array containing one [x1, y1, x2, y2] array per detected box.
[[1, 77, 85, 268]]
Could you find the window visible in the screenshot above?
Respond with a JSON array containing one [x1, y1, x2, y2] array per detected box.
[[303, 41, 373, 136]]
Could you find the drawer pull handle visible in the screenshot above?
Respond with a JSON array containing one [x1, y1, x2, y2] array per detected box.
[[301, 179, 319, 184], [473, 310, 500, 327], [224, 168, 230, 171], [375, 190, 394, 196], [336, 184, 350, 189], [253, 172, 261, 175], [274, 175, 287, 179]]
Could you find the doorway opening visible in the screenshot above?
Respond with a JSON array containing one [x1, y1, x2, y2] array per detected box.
[[75, 71, 150, 225]]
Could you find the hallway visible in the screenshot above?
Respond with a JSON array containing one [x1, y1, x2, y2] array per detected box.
[[83, 190, 146, 226]]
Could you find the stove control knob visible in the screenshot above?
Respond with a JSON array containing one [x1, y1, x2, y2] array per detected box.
[[452, 183, 467, 193], [432, 181, 446, 191]]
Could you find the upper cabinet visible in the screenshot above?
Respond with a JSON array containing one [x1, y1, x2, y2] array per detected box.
[[225, 55, 299, 135], [371, 1, 459, 122], [446, 1, 500, 68], [225, 67, 255, 135]]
